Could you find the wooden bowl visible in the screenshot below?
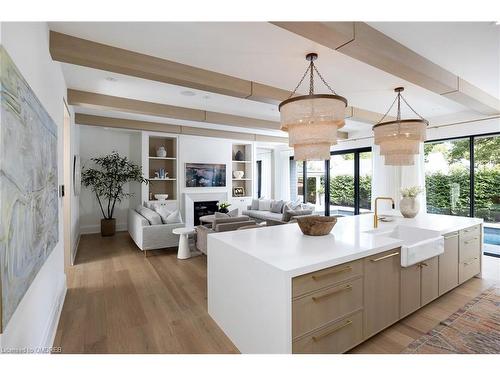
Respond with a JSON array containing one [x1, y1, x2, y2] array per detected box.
[[296, 215, 337, 236]]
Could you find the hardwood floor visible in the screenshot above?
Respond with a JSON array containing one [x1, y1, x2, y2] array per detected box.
[[54, 232, 500, 354]]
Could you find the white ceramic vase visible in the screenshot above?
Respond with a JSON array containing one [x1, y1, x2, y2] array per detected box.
[[400, 197, 420, 218], [156, 146, 167, 158], [233, 170, 244, 179]]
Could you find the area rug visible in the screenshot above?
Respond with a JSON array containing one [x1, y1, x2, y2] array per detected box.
[[403, 286, 500, 354]]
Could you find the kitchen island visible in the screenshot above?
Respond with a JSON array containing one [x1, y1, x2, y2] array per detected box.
[[207, 213, 483, 353]]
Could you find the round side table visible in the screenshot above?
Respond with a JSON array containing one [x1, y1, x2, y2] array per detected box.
[[172, 227, 196, 259]]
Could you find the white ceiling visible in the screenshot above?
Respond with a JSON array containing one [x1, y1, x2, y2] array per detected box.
[[369, 22, 500, 98], [49, 22, 498, 137]]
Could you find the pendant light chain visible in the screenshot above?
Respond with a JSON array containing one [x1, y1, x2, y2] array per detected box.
[[400, 94, 427, 122], [287, 59, 337, 99]]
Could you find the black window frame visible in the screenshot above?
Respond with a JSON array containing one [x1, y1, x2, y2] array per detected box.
[[291, 146, 372, 216], [425, 131, 500, 218]]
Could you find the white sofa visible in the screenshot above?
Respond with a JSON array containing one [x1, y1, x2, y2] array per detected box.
[[128, 208, 184, 252]]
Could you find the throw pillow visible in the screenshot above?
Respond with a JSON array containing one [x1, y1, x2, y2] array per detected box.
[[154, 206, 172, 224], [215, 212, 230, 218], [165, 209, 183, 224], [258, 199, 272, 211], [136, 206, 163, 225], [250, 199, 259, 210], [270, 200, 285, 214], [282, 207, 314, 222], [228, 208, 239, 217]]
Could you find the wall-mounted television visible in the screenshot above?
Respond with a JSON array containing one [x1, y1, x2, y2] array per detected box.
[[185, 163, 226, 187]]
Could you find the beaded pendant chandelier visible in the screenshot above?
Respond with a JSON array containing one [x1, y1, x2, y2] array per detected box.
[[279, 53, 348, 161], [373, 87, 428, 166]]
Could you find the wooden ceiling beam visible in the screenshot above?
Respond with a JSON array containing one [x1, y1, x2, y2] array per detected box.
[[67, 89, 282, 131], [51, 31, 384, 126], [75, 113, 289, 144], [272, 22, 500, 116]]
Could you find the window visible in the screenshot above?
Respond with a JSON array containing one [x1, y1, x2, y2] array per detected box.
[[424, 138, 471, 217], [425, 132, 500, 257], [290, 147, 372, 216]]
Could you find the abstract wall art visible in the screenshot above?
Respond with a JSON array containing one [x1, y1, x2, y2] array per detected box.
[[0, 46, 59, 332]]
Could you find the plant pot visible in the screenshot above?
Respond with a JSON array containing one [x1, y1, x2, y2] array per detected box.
[[101, 218, 116, 236], [400, 197, 420, 218], [219, 208, 229, 214]]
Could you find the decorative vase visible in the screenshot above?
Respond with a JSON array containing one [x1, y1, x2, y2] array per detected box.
[[400, 197, 420, 218], [101, 218, 116, 236], [234, 150, 244, 161], [233, 170, 244, 179], [156, 146, 167, 158], [219, 208, 229, 214]]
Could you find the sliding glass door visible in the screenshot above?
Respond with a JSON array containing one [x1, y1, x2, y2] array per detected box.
[[424, 138, 471, 217], [425, 132, 500, 257], [289, 147, 372, 216]]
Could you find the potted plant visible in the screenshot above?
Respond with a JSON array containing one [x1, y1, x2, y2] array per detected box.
[[217, 201, 231, 214], [82, 151, 148, 236], [400, 186, 424, 218]]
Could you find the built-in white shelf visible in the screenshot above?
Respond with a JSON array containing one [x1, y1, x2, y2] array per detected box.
[[232, 178, 252, 181], [149, 178, 176, 181], [148, 199, 177, 202], [232, 160, 252, 163], [149, 156, 176, 160]]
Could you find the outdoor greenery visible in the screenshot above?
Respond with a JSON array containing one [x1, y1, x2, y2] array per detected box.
[[82, 151, 147, 220], [328, 174, 372, 209], [425, 137, 500, 222]]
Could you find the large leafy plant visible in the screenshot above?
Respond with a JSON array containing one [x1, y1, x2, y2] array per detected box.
[[82, 151, 147, 220]]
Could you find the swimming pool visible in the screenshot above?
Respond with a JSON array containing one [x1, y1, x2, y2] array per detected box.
[[484, 227, 500, 245]]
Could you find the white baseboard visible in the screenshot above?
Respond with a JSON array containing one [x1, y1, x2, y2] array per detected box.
[[80, 222, 127, 235], [41, 276, 67, 350]]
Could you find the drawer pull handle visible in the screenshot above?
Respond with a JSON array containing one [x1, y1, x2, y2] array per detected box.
[[444, 234, 459, 239], [464, 237, 478, 244], [370, 252, 399, 263], [312, 320, 353, 342], [311, 266, 352, 281], [463, 257, 478, 266], [311, 284, 352, 302], [420, 262, 428, 267]]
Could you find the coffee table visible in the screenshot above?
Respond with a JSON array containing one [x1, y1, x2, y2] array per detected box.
[[172, 227, 196, 259]]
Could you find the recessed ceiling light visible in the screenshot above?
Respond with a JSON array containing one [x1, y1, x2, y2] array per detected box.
[[180, 90, 196, 96], [105, 77, 118, 82]]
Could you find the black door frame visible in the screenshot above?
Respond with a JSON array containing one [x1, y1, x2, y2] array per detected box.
[[425, 131, 500, 218], [291, 146, 372, 216]]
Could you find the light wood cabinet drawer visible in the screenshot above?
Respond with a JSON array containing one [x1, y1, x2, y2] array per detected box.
[[459, 236, 481, 262], [292, 260, 363, 298], [292, 278, 363, 338], [459, 256, 480, 283], [459, 225, 480, 241], [292, 310, 363, 354]]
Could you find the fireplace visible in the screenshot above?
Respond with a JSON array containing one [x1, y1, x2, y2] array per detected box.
[[193, 200, 219, 225]]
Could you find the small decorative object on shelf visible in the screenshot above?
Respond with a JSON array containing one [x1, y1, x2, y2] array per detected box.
[[234, 150, 244, 161], [154, 194, 169, 201], [233, 170, 244, 179], [400, 186, 424, 218], [156, 146, 167, 158], [217, 201, 231, 214], [233, 187, 245, 197], [149, 192, 153, 201], [297, 215, 337, 236]]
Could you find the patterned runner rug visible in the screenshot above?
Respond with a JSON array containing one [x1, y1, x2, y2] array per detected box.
[[403, 286, 500, 353]]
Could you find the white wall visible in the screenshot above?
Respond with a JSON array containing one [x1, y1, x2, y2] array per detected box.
[[178, 135, 233, 217], [0, 22, 67, 350], [256, 148, 273, 199], [79, 125, 142, 234], [71, 121, 80, 262]]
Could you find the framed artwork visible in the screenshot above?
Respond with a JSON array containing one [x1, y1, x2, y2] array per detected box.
[[233, 187, 245, 197], [185, 163, 226, 187], [0, 47, 59, 332]]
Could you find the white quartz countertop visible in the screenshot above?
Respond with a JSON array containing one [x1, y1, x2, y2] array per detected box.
[[209, 213, 483, 277]]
